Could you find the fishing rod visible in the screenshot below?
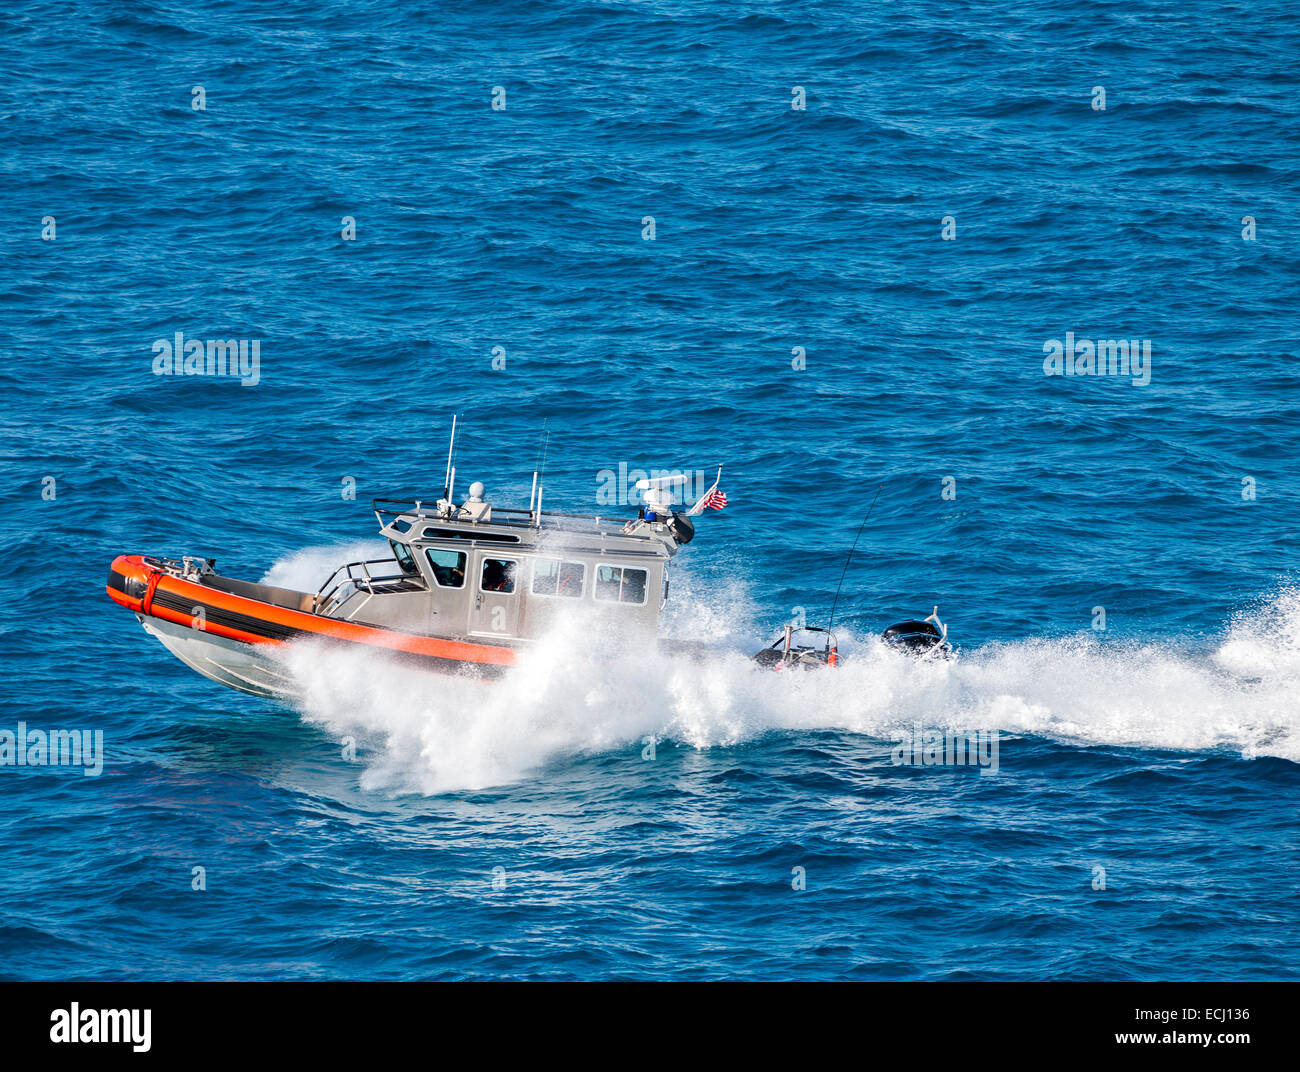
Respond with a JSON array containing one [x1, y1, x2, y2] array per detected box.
[[827, 483, 883, 631]]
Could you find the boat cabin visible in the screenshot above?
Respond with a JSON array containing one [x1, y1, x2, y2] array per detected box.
[[314, 482, 686, 644]]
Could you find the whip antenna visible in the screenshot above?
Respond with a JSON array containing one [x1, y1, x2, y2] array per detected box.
[[534, 421, 551, 526], [828, 484, 882, 630], [442, 413, 458, 502]]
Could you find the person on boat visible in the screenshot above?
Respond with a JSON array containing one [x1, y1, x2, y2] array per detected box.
[[621, 571, 646, 603], [482, 560, 513, 592], [553, 562, 585, 597]]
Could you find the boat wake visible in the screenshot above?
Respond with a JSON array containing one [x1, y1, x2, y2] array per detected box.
[[262, 547, 1300, 794]]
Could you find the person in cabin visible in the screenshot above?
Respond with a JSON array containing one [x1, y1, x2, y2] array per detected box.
[[622, 571, 646, 604], [482, 559, 513, 592], [558, 564, 583, 597]]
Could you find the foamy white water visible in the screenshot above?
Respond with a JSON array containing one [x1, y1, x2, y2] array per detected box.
[[260, 541, 391, 592], [265, 546, 1300, 793]]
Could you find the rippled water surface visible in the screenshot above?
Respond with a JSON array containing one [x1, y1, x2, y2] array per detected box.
[[1, 0, 1298, 979]]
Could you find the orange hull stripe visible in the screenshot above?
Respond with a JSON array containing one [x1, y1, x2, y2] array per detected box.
[[122, 562, 517, 666]]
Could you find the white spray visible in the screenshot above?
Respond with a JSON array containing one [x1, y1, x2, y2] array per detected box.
[[262, 546, 1300, 793]]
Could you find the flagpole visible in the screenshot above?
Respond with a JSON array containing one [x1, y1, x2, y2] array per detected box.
[[687, 465, 723, 517]]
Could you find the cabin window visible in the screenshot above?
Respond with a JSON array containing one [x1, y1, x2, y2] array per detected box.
[[480, 558, 517, 594], [532, 558, 585, 598], [593, 565, 648, 605], [425, 548, 466, 588], [390, 540, 419, 576]]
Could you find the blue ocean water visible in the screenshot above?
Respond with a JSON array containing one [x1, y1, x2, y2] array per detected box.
[[2, 0, 1298, 980]]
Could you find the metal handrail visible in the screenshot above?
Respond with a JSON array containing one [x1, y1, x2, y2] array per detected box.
[[372, 498, 634, 534], [314, 558, 409, 613]]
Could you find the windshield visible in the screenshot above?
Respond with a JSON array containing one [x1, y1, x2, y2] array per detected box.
[[390, 540, 419, 576]]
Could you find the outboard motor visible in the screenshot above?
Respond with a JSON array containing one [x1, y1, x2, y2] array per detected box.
[[881, 606, 951, 659], [666, 512, 694, 545]]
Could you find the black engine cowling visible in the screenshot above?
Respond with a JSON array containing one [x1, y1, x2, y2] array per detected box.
[[667, 513, 694, 545], [881, 619, 950, 657]]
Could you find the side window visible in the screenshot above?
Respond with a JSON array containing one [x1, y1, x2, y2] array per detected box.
[[532, 558, 585, 598], [558, 561, 584, 598], [532, 558, 559, 596], [621, 568, 647, 604], [481, 558, 517, 594], [425, 548, 466, 588], [594, 564, 621, 602], [594, 565, 649, 605]]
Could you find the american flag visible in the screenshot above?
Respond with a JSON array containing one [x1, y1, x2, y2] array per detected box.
[[699, 487, 728, 510], [685, 465, 728, 516]]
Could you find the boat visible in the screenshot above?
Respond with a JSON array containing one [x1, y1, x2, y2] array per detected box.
[[106, 424, 950, 697], [106, 466, 710, 699]]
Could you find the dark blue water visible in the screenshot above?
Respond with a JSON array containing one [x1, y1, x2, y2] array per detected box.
[[2, 0, 1298, 980]]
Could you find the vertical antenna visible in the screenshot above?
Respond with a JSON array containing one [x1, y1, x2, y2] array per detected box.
[[535, 421, 550, 527], [528, 421, 545, 516], [828, 484, 882, 631], [443, 413, 458, 502]]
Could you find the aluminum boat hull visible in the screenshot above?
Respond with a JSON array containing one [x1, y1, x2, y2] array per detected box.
[[107, 554, 518, 699]]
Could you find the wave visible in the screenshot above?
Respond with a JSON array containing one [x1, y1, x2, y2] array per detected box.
[[263, 545, 1300, 794]]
